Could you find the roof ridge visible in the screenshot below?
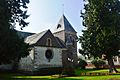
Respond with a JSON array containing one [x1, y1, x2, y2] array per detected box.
[[25, 30, 48, 44]]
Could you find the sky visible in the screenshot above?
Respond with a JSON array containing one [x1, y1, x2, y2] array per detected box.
[[16, 0, 84, 50]]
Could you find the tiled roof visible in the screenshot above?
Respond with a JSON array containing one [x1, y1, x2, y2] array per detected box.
[[54, 14, 76, 33]]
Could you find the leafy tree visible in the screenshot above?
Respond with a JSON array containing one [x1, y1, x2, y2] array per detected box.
[[0, 0, 30, 69], [79, 0, 120, 73]]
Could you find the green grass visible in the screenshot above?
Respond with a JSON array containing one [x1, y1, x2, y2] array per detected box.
[[64, 75, 120, 80], [1, 69, 120, 80], [10, 75, 120, 80]]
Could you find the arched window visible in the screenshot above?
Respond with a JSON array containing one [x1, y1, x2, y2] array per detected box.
[[69, 36, 76, 47], [69, 36, 72, 41], [46, 38, 52, 46]]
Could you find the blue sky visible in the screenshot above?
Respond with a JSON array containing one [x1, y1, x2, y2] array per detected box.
[[16, 0, 84, 49]]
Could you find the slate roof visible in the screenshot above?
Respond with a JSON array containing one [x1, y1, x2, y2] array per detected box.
[[25, 30, 48, 45], [55, 37, 66, 48], [24, 29, 66, 48], [54, 14, 77, 33]]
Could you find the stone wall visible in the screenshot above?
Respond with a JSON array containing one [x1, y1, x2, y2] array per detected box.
[[19, 56, 34, 71], [53, 31, 65, 42], [19, 46, 63, 71], [0, 64, 12, 70], [33, 46, 63, 69]]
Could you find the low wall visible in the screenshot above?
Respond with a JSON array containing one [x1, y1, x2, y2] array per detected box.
[[103, 65, 120, 68], [0, 64, 12, 70]]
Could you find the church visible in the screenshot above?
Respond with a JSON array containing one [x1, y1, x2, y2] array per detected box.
[[18, 14, 78, 72]]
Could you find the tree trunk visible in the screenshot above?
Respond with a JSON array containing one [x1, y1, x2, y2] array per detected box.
[[107, 57, 118, 73]]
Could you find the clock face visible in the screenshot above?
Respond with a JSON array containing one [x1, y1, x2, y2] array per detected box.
[[45, 49, 53, 62]]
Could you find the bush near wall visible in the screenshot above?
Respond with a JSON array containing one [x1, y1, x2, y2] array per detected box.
[[91, 58, 106, 69], [77, 58, 87, 69]]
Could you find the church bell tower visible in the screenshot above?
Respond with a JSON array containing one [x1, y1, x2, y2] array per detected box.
[[53, 14, 78, 68]]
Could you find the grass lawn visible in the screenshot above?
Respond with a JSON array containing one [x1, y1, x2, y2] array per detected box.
[[11, 75, 120, 80], [64, 75, 120, 80], [1, 69, 120, 80]]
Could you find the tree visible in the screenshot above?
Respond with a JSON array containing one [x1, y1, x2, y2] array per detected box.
[[0, 0, 30, 69], [79, 0, 120, 73]]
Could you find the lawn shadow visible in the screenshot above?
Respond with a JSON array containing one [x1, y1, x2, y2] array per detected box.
[[0, 77, 84, 80]]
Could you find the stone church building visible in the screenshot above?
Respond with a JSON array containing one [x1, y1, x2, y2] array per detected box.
[[18, 14, 78, 72]]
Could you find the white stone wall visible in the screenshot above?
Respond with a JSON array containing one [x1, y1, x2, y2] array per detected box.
[[29, 48, 34, 60], [113, 56, 120, 65], [19, 48, 34, 71], [34, 46, 63, 69], [19, 46, 63, 71]]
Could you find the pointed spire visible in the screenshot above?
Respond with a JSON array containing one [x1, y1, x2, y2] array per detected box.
[[54, 14, 77, 33], [62, 4, 64, 15]]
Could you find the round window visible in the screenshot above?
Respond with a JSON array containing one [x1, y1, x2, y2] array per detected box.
[[45, 49, 53, 62]]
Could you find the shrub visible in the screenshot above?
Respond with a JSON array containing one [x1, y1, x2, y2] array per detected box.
[[91, 58, 106, 69], [77, 58, 87, 69]]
